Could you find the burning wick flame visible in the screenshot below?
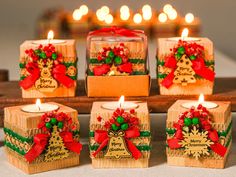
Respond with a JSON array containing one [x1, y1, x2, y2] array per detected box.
[[181, 28, 189, 40], [118, 95, 125, 108], [47, 30, 54, 43], [185, 13, 194, 23], [36, 99, 42, 111], [198, 94, 204, 105]]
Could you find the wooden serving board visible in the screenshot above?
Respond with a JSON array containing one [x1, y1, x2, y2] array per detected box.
[[0, 78, 235, 127]]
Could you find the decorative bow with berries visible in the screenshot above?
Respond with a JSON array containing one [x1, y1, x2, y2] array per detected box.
[[24, 111, 82, 163], [161, 40, 215, 88], [93, 43, 133, 76], [167, 104, 227, 157], [19, 44, 76, 90], [92, 108, 142, 160]]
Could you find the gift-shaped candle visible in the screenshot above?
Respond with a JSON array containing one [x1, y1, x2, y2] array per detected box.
[[166, 99, 231, 168], [19, 30, 77, 98], [157, 28, 214, 95], [89, 98, 150, 168], [86, 26, 150, 97], [4, 102, 82, 174]]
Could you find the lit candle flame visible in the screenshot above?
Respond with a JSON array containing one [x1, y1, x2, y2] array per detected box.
[[133, 13, 142, 24], [198, 94, 204, 105], [142, 4, 152, 21], [118, 95, 125, 108], [101, 6, 110, 15], [72, 9, 82, 21], [47, 30, 54, 40], [80, 5, 89, 15], [120, 5, 130, 21], [181, 28, 189, 40], [158, 13, 167, 23], [168, 8, 177, 20], [185, 13, 194, 23], [104, 14, 113, 24], [36, 99, 42, 111], [163, 4, 173, 14], [120, 5, 129, 14]]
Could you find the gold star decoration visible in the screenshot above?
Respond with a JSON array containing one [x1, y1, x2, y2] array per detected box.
[[107, 64, 129, 76]]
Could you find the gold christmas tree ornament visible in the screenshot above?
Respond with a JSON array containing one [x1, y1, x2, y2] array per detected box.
[[180, 126, 213, 159], [104, 130, 132, 159], [173, 54, 196, 86], [44, 126, 69, 162]]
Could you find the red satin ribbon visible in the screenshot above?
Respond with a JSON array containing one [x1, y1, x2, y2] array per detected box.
[[60, 131, 83, 154], [167, 120, 227, 157], [25, 132, 82, 163], [19, 62, 40, 89], [92, 127, 142, 160], [20, 63, 74, 90], [161, 56, 215, 88], [52, 64, 74, 88], [25, 134, 49, 163], [93, 64, 111, 76], [117, 62, 132, 74], [208, 130, 227, 157], [89, 26, 143, 37]]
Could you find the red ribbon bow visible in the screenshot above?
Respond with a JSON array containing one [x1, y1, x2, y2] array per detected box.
[[167, 113, 227, 157], [19, 62, 40, 90], [60, 131, 83, 154], [25, 132, 82, 163], [20, 63, 74, 90], [52, 64, 75, 88], [24, 134, 49, 163], [92, 127, 142, 160], [89, 26, 143, 37], [93, 64, 111, 76], [93, 62, 133, 76], [161, 56, 215, 88]]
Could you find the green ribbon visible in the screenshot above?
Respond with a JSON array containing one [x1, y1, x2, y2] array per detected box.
[[4, 127, 33, 143], [4, 140, 26, 156], [157, 59, 214, 67], [89, 131, 151, 137], [166, 128, 176, 135], [20, 76, 26, 81], [226, 135, 232, 147], [166, 121, 232, 138], [157, 73, 167, 79], [89, 58, 146, 64], [129, 59, 146, 64], [19, 63, 26, 69], [63, 62, 77, 68], [131, 71, 147, 75], [218, 121, 232, 137]]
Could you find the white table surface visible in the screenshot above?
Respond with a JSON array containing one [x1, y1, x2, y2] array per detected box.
[[0, 141, 236, 177]]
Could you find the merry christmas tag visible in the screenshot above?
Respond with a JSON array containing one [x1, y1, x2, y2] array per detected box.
[[173, 54, 196, 86], [180, 126, 213, 159], [104, 130, 132, 159], [35, 59, 58, 92]]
